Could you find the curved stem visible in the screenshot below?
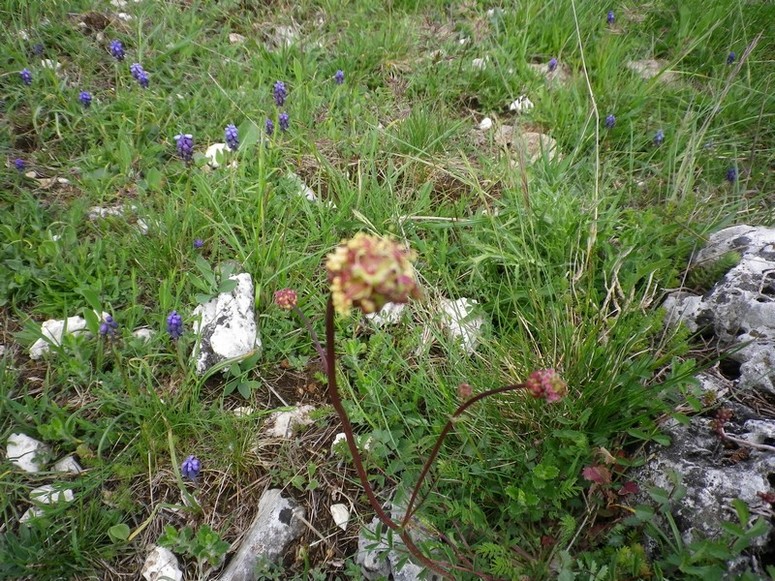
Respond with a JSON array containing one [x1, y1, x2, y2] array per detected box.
[[401, 383, 526, 526], [292, 305, 328, 373]]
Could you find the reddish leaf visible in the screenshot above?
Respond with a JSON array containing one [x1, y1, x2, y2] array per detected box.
[[618, 481, 640, 495], [582, 465, 611, 484]]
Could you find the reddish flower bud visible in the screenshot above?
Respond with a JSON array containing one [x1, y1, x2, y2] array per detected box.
[[525, 368, 567, 403], [457, 383, 473, 400], [274, 288, 298, 310]]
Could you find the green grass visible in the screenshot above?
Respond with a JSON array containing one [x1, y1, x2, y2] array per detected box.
[[1, 0, 774, 579]]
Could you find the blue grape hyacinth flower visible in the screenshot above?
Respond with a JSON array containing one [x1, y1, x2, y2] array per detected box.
[[727, 51, 736, 65], [109, 39, 125, 61], [14, 158, 25, 172], [181, 455, 201, 480], [279, 112, 289, 132], [334, 70, 345, 85], [726, 167, 738, 182], [79, 91, 92, 107], [273, 80, 287, 106], [174, 134, 194, 162], [265, 118, 274, 136], [607, 10, 615, 25], [548, 58, 558, 73], [654, 129, 665, 147], [605, 114, 616, 129], [225, 124, 239, 151], [20, 68, 32, 85], [167, 310, 184, 339]]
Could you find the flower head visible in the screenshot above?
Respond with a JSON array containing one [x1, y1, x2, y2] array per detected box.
[[181, 455, 201, 480], [274, 288, 298, 310], [273, 80, 287, 106], [279, 112, 290, 132], [547, 57, 558, 73], [130, 63, 149, 88], [727, 51, 736, 65], [525, 368, 567, 403], [224, 123, 239, 151], [457, 383, 473, 400], [606, 10, 615, 25], [174, 134, 194, 162], [166, 310, 184, 340], [726, 167, 738, 183], [109, 39, 125, 61], [605, 114, 616, 129], [265, 118, 274, 136], [326, 233, 421, 316], [79, 90, 92, 108], [653, 129, 665, 147], [99, 314, 119, 338], [20, 68, 32, 86], [193, 238, 204, 249], [14, 158, 25, 172], [334, 69, 345, 85]]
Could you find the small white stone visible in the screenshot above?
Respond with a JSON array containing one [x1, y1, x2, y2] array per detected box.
[[477, 117, 493, 131], [142, 546, 183, 581], [365, 302, 406, 326], [40, 59, 61, 72], [205, 143, 229, 168], [20, 507, 44, 523], [330, 503, 350, 531], [286, 172, 318, 202], [132, 327, 155, 341], [458, 37, 470, 45], [331, 433, 347, 455], [30, 314, 103, 359], [7, 433, 50, 473], [19, 29, 30, 41], [117, 12, 133, 22], [472, 57, 488, 70], [110, 0, 128, 7], [30, 485, 74, 505], [135, 218, 150, 235], [51, 234, 62, 242], [53, 456, 83, 474], [88, 205, 125, 220], [229, 33, 246, 44], [508, 95, 534, 114], [0, 344, 5, 357], [266, 405, 315, 438], [439, 298, 484, 355], [232, 406, 255, 418]]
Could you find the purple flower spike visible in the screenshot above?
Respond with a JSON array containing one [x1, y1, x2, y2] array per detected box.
[[334, 70, 345, 85], [547, 58, 558, 73], [279, 112, 289, 132], [273, 80, 287, 106], [181, 455, 201, 480], [225, 124, 239, 151], [20, 68, 32, 86], [79, 91, 92, 107], [653, 129, 665, 147], [130, 63, 149, 88], [265, 118, 274, 136], [726, 167, 738, 183], [727, 51, 736, 65], [605, 114, 616, 129], [166, 310, 184, 339], [32, 43, 44, 56], [193, 238, 204, 249], [606, 10, 615, 25], [99, 314, 119, 338], [174, 134, 194, 162], [14, 158, 25, 172], [109, 40, 125, 61]]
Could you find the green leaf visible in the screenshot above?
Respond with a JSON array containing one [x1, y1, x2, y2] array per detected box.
[[218, 278, 238, 294], [77, 288, 102, 314], [237, 382, 252, 399], [108, 523, 130, 543], [533, 463, 560, 480]]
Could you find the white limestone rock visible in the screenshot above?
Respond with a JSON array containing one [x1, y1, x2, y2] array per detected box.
[[29, 313, 107, 359], [229, 32, 246, 44], [471, 57, 488, 70], [218, 489, 304, 580], [205, 142, 229, 168], [53, 455, 83, 474], [365, 302, 406, 327], [132, 327, 155, 342], [7, 433, 50, 473], [141, 546, 183, 581], [508, 95, 534, 114], [330, 503, 350, 531], [192, 272, 261, 374], [626, 59, 678, 84], [439, 298, 484, 355], [266, 405, 315, 438], [30, 485, 74, 505], [477, 117, 493, 131]]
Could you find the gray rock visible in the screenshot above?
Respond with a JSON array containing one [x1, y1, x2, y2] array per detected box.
[[626, 59, 678, 84], [30, 314, 106, 359], [219, 489, 305, 581], [141, 546, 183, 581], [7, 433, 50, 473], [192, 272, 260, 374]]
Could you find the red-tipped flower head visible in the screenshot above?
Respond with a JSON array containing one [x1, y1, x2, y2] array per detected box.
[[525, 368, 567, 403]]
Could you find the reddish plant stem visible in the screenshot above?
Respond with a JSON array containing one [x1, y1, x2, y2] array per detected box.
[[401, 383, 526, 526]]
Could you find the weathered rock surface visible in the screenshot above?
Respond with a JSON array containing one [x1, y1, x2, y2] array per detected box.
[[626, 58, 678, 84], [264, 405, 315, 438], [7, 433, 50, 472], [30, 314, 103, 359], [141, 546, 183, 581], [219, 488, 305, 581], [192, 272, 260, 374], [439, 297, 484, 355]]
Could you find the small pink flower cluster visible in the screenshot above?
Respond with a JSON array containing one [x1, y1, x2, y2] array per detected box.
[[326, 233, 421, 316], [274, 288, 298, 310], [525, 368, 567, 403]]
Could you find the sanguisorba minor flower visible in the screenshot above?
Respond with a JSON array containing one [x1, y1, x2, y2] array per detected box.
[[265, 118, 274, 136], [79, 91, 92, 107], [167, 310, 184, 340], [181, 455, 201, 480], [274, 288, 298, 311], [334, 69, 345, 85], [326, 233, 421, 316], [279, 112, 290, 132], [20, 68, 32, 85], [224, 124, 239, 151], [525, 368, 567, 403], [605, 114, 616, 129], [273, 80, 287, 106], [109, 39, 125, 61], [174, 134, 194, 162]]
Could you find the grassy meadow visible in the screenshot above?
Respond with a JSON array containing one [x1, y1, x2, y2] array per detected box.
[[1, 0, 774, 579]]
